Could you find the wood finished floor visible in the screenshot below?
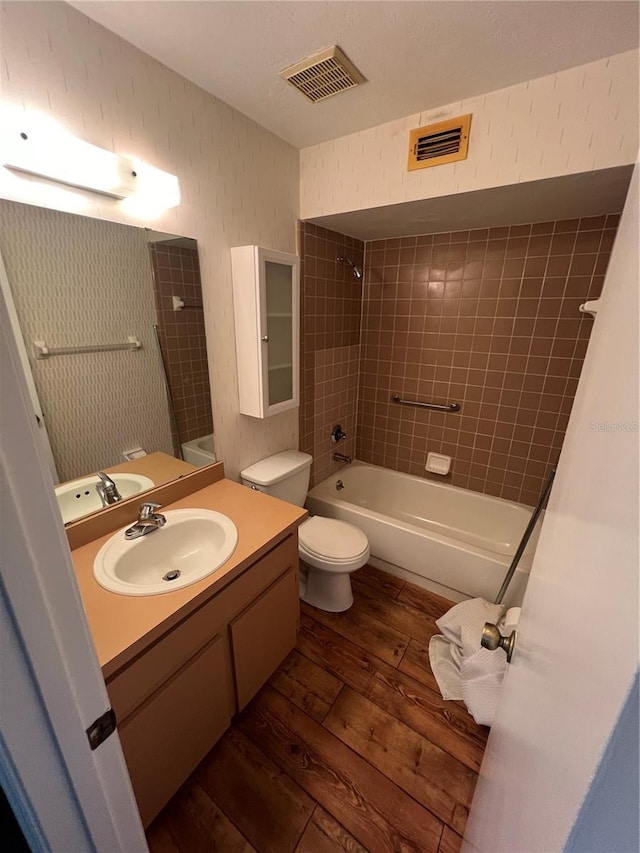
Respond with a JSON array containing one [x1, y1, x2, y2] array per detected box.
[[147, 566, 488, 853]]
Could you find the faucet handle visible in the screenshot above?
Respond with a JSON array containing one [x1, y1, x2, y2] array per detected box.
[[139, 501, 162, 520], [331, 424, 347, 443]]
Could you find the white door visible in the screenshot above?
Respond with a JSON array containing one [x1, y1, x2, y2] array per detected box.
[[463, 167, 639, 852], [0, 272, 148, 850], [0, 248, 59, 482]]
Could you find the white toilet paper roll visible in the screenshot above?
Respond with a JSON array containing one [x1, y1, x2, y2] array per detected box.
[[504, 607, 521, 632]]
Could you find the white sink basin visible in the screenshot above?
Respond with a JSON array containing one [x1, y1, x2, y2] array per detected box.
[[93, 508, 238, 596], [55, 473, 155, 524]]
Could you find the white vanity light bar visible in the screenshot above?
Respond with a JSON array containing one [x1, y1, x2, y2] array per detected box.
[[2, 126, 138, 199]]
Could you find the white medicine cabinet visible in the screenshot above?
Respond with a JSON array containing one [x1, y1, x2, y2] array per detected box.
[[231, 245, 300, 418]]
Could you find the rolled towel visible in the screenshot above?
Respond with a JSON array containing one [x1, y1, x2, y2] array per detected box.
[[436, 598, 505, 648], [461, 607, 522, 725], [428, 635, 464, 700], [429, 598, 505, 701], [461, 666, 508, 726], [503, 606, 521, 633]]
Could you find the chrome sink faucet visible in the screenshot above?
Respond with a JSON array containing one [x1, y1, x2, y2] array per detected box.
[[125, 502, 167, 540], [96, 472, 122, 507]]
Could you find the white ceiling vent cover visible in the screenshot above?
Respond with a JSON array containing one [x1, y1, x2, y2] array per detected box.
[[408, 114, 472, 171], [279, 46, 366, 103]]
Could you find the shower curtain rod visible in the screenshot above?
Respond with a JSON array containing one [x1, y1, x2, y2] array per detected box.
[[153, 324, 183, 461], [494, 464, 557, 605]]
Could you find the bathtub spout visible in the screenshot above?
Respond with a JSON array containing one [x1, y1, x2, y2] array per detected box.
[[333, 452, 352, 464]]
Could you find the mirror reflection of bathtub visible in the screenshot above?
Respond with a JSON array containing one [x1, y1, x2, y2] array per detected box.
[[0, 198, 215, 524], [306, 461, 542, 607], [182, 434, 217, 467]]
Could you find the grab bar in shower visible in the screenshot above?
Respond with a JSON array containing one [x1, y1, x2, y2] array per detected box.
[[391, 394, 461, 413]]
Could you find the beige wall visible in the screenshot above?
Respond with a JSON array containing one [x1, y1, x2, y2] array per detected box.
[[300, 50, 639, 220], [0, 1, 299, 481], [0, 200, 174, 482]]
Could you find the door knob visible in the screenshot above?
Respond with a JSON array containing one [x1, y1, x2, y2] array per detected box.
[[481, 622, 517, 663]]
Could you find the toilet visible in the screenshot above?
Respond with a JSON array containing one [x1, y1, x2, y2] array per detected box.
[[240, 450, 369, 612]]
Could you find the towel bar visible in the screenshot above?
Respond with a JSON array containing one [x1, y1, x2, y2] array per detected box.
[[34, 337, 141, 359], [391, 394, 461, 413]]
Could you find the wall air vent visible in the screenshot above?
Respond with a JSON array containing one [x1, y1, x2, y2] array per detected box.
[[408, 114, 472, 171], [279, 46, 366, 103]]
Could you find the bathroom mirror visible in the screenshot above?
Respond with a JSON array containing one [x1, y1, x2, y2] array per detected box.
[[0, 198, 215, 524]]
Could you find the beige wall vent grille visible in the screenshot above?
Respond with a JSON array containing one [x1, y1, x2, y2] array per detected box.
[[408, 114, 472, 171], [279, 46, 366, 103]]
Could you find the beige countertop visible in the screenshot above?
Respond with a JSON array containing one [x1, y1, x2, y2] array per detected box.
[[104, 451, 196, 484], [71, 478, 307, 679]]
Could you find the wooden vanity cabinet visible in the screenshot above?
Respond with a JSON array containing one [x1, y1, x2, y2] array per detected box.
[[105, 533, 299, 827], [116, 634, 232, 826], [231, 564, 299, 710]]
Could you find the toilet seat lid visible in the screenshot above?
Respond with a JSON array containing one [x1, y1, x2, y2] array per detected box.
[[299, 517, 369, 562]]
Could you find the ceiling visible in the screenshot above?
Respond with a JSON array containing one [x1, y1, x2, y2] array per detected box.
[[309, 167, 634, 240], [70, 1, 639, 149]]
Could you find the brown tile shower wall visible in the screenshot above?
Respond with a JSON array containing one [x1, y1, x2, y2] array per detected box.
[[358, 216, 618, 505], [298, 223, 363, 485], [149, 244, 214, 451]]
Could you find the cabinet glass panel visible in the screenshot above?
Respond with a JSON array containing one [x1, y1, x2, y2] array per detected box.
[[265, 261, 293, 406]]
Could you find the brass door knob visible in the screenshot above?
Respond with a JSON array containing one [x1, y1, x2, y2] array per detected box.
[[481, 622, 517, 663]]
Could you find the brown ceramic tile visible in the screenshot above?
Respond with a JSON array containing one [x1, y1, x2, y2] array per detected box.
[[149, 244, 213, 447], [300, 216, 617, 501]]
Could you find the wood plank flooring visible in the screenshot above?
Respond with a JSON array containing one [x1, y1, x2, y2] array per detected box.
[[147, 565, 488, 853]]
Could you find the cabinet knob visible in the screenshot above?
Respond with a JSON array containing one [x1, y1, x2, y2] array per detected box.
[[261, 335, 269, 342]]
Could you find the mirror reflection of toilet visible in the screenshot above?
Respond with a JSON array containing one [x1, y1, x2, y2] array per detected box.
[[240, 451, 369, 612]]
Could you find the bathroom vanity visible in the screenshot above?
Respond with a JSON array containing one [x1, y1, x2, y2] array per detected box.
[[69, 470, 306, 826]]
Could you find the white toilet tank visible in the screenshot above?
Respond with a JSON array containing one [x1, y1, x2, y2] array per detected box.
[[240, 450, 312, 506]]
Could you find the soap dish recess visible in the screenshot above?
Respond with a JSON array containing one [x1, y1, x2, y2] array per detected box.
[[426, 452, 451, 475]]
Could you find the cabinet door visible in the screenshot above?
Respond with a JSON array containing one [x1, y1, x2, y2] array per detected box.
[[231, 245, 299, 418], [259, 252, 299, 415], [230, 566, 299, 710], [117, 634, 232, 827]]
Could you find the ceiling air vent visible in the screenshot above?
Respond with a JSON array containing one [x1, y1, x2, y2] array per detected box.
[[408, 114, 472, 171], [279, 46, 366, 103]]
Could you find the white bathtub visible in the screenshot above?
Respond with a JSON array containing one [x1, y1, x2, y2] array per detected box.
[[305, 462, 541, 606], [181, 433, 216, 467]]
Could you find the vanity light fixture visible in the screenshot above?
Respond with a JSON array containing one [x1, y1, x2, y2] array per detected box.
[[2, 124, 138, 198], [0, 109, 180, 209]]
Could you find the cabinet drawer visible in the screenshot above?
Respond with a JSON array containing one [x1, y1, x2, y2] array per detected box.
[[117, 633, 231, 827], [231, 566, 299, 710], [107, 534, 298, 720]]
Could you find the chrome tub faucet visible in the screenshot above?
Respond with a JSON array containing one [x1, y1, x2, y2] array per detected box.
[[124, 502, 167, 540], [333, 452, 352, 464]]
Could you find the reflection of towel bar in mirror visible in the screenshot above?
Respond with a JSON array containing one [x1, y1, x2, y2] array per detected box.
[[33, 337, 142, 359], [172, 295, 203, 311]]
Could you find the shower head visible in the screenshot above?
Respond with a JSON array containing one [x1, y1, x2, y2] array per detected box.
[[337, 256, 363, 280]]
